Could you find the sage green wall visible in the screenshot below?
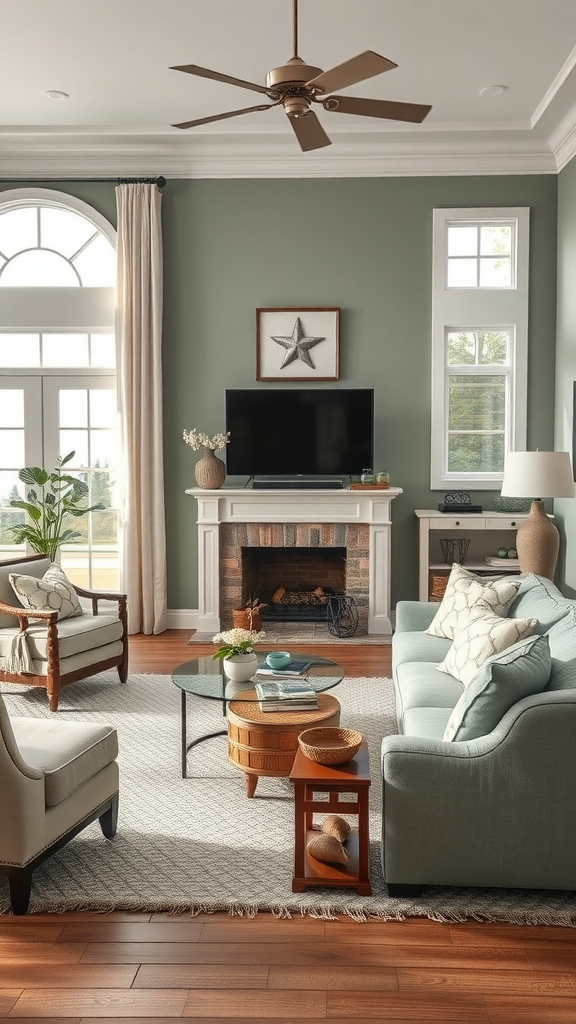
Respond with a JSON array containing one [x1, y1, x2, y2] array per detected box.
[[1, 175, 559, 611], [556, 158, 576, 597], [162, 175, 558, 610]]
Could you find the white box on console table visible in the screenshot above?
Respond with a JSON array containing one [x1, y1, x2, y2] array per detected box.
[[186, 487, 403, 635]]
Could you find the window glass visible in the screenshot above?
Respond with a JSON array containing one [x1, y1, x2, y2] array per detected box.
[[447, 258, 478, 288], [447, 225, 478, 257], [90, 333, 116, 367], [0, 208, 37, 257], [43, 333, 90, 367], [0, 334, 40, 367], [90, 389, 116, 429], [59, 430, 89, 466], [1, 249, 79, 286], [448, 432, 505, 474], [40, 207, 96, 258], [447, 330, 508, 366], [59, 390, 88, 429], [0, 390, 24, 427], [73, 234, 116, 286], [479, 257, 511, 287]]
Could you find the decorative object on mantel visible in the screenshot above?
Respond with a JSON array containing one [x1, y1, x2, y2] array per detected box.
[[256, 307, 339, 381], [183, 427, 230, 489], [500, 449, 575, 579], [212, 626, 265, 683], [437, 491, 483, 514]]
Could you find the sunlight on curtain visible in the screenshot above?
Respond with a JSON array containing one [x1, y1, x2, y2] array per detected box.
[[115, 183, 167, 634]]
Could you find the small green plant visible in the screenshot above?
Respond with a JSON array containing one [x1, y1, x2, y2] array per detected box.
[[9, 451, 104, 562]]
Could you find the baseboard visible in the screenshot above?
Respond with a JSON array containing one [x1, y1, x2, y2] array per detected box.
[[166, 609, 199, 630]]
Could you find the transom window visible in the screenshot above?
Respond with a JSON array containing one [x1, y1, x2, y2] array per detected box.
[[431, 208, 529, 490], [0, 205, 116, 286]]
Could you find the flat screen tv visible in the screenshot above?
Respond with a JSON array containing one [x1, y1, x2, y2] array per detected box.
[[225, 388, 374, 478]]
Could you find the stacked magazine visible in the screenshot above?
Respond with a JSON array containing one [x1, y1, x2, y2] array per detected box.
[[254, 678, 319, 713]]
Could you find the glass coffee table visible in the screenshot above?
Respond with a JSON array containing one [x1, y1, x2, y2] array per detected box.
[[171, 652, 344, 778]]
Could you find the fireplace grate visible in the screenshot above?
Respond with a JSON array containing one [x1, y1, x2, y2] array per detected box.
[[262, 587, 339, 622]]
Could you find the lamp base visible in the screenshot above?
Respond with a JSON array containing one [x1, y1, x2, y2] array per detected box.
[[515, 499, 559, 579]]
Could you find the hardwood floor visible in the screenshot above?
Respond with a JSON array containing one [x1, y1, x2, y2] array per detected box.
[[1, 631, 575, 1023]]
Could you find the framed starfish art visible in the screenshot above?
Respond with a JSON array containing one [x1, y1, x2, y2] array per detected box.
[[256, 307, 340, 381]]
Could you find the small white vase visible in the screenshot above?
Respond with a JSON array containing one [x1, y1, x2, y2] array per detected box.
[[223, 652, 258, 683]]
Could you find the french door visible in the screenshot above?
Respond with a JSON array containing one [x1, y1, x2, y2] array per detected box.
[[0, 375, 121, 590]]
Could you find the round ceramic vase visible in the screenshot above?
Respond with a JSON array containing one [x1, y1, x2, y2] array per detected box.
[[194, 448, 226, 489], [223, 652, 258, 683]]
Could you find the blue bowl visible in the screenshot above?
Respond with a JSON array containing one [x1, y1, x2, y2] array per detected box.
[[266, 651, 292, 670]]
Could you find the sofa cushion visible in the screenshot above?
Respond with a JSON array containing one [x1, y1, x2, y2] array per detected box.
[[402, 706, 453, 741], [10, 716, 118, 807], [392, 629, 451, 672], [0, 614, 123, 663], [10, 564, 83, 620], [443, 633, 551, 742], [545, 605, 576, 691], [425, 564, 522, 641], [437, 609, 538, 685], [396, 661, 464, 711], [508, 573, 573, 630], [0, 557, 51, 629]]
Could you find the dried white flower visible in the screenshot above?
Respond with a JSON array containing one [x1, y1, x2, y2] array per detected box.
[[183, 428, 231, 451]]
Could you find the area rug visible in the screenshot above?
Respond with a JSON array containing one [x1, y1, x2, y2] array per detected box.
[[189, 622, 391, 644], [1, 672, 575, 926]]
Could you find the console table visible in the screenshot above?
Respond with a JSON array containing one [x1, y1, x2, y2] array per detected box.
[[416, 509, 528, 602], [186, 487, 402, 635]]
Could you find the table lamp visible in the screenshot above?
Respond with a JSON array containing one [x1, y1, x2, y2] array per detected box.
[[500, 450, 575, 579]]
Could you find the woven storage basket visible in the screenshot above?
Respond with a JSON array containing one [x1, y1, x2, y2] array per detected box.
[[298, 727, 362, 766], [429, 572, 450, 602], [232, 608, 263, 631]]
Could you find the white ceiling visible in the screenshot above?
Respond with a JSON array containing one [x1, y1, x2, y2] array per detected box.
[[3, 0, 576, 178]]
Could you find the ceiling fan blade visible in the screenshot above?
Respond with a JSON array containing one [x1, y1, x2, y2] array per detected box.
[[288, 110, 331, 152], [321, 95, 432, 123], [307, 51, 397, 95], [172, 104, 274, 130], [170, 64, 270, 96]]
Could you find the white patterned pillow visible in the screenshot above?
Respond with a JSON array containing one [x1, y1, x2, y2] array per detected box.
[[426, 563, 522, 641], [437, 609, 538, 686], [10, 564, 83, 620]]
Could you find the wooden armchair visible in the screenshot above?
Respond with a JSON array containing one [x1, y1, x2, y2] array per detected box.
[[0, 554, 128, 711]]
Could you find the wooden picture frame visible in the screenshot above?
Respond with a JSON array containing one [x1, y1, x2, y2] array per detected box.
[[256, 307, 340, 382]]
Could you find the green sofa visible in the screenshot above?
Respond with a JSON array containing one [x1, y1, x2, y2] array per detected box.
[[382, 573, 576, 895]]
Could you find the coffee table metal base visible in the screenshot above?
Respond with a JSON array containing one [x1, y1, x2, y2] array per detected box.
[[180, 689, 227, 779]]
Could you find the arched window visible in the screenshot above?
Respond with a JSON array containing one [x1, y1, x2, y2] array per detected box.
[[0, 189, 121, 589]]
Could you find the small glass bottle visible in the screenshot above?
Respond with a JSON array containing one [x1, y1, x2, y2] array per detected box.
[[361, 468, 376, 484], [376, 470, 390, 487]]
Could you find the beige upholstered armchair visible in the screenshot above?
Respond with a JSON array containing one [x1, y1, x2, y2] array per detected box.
[[0, 689, 119, 914], [0, 554, 128, 712]]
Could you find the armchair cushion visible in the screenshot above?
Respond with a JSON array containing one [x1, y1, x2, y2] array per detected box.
[[11, 716, 118, 807], [0, 557, 51, 628], [9, 564, 83, 620], [1, 613, 124, 662]]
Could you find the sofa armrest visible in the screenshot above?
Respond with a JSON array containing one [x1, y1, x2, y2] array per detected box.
[[394, 600, 438, 633], [380, 690, 576, 889]]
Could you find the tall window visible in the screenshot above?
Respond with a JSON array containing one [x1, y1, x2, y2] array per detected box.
[[0, 189, 121, 589], [430, 208, 529, 490]]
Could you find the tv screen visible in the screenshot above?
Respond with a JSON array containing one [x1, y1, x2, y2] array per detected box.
[[225, 389, 374, 477]]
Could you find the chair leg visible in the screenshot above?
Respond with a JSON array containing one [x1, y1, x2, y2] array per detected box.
[[118, 648, 129, 684], [99, 793, 119, 839], [9, 866, 33, 915]]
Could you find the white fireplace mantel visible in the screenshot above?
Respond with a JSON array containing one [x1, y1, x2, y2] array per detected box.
[[186, 486, 403, 635]]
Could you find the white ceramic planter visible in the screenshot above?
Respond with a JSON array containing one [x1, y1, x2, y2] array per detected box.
[[223, 652, 258, 683]]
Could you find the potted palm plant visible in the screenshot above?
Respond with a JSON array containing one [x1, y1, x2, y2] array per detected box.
[[9, 451, 104, 562]]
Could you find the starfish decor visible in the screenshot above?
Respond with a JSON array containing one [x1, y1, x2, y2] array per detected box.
[[271, 317, 325, 369]]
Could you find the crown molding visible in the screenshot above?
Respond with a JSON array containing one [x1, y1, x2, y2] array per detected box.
[[0, 123, 563, 179]]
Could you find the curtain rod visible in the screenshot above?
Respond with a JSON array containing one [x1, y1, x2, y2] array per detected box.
[[1, 176, 166, 187]]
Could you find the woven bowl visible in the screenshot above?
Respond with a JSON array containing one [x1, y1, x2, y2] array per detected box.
[[298, 727, 363, 766], [491, 497, 532, 513]]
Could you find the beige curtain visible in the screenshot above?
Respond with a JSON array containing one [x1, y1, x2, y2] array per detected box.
[[115, 182, 167, 634]]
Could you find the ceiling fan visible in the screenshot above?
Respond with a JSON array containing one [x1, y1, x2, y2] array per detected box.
[[170, 0, 432, 152]]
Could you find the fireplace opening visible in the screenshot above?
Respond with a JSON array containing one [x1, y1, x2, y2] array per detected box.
[[241, 547, 346, 622]]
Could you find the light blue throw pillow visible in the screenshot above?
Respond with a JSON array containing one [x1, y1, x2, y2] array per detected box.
[[443, 633, 551, 742]]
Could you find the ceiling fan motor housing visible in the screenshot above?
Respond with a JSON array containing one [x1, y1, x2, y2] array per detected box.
[[266, 61, 324, 92]]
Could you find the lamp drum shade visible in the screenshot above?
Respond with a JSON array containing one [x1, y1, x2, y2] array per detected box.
[[500, 451, 575, 579]]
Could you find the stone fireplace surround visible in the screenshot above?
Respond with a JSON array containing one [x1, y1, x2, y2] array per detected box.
[[187, 487, 402, 635]]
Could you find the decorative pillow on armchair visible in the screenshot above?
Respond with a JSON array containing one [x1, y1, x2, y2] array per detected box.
[[443, 633, 551, 741], [9, 564, 83, 620], [426, 563, 522, 641], [437, 608, 538, 686]]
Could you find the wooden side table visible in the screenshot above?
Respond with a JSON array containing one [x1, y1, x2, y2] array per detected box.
[[289, 738, 371, 895], [227, 692, 341, 798]]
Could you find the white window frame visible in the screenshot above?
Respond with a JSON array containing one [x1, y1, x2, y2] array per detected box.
[[430, 207, 529, 491]]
